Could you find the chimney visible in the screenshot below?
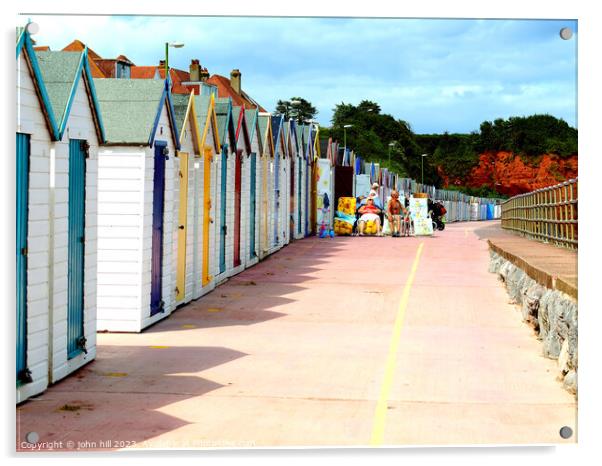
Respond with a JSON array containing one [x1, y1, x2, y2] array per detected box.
[[159, 59, 165, 68], [190, 59, 200, 82], [230, 69, 241, 94], [200, 67, 209, 82]]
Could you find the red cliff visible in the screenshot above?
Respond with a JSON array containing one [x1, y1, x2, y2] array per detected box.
[[439, 152, 578, 197]]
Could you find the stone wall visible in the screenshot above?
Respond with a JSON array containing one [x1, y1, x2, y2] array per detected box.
[[489, 251, 578, 395]]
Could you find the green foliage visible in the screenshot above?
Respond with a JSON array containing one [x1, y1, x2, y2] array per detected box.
[[275, 97, 318, 124], [329, 103, 576, 190], [444, 184, 507, 199], [475, 114, 577, 157]]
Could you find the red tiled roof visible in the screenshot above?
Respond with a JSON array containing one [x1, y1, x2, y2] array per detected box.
[[130, 66, 160, 79], [33, 45, 50, 51], [206, 74, 265, 111], [62, 40, 106, 78]]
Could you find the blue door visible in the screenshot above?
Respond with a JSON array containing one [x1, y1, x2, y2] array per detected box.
[[16, 133, 30, 383], [67, 139, 86, 359], [249, 153, 257, 260], [150, 141, 167, 316], [219, 147, 228, 274], [273, 152, 280, 245]]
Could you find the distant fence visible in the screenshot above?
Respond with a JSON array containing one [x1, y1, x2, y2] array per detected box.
[[501, 178, 578, 249]]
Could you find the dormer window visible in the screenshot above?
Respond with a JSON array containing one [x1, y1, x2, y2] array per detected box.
[[115, 61, 131, 79]]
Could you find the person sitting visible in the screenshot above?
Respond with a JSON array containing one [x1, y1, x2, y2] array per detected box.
[[357, 196, 382, 236], [359, 189, 384, 210], [387, 190, 403, 237]]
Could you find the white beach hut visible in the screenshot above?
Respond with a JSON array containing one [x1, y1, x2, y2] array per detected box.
[[94, 79, 180, 332]]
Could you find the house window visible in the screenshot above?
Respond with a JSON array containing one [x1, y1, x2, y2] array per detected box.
[[115, 62, 131, 79]]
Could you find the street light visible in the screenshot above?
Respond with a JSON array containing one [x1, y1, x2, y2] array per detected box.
[[421, 153, 429, 185], [165, 42, 185, 81], [388, 142, 396, 167], [343, 124, 353, 152], [290, 100, 301, 121]]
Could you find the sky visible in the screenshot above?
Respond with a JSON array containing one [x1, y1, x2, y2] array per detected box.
[[22, 15, 577, 134]]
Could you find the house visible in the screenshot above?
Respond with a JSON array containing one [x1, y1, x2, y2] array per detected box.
[[17, 27, 105, 404], [207, 69, 266, 111], [214, 97, 238, 281], [94, 78, 180, 332], [256, 113, 275, 260]]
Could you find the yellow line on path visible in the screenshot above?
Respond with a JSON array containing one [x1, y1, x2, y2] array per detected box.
[[370, 242, 424, 446]]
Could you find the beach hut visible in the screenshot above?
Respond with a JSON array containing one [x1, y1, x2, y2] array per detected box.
[[257, 113, 275, 259], [94, 78, 180, 332], [286, 119, 303, 240], [271, 114, 287, 250], [16, 27, 57, 402], [171, 92, 204, 305], [17, 29, 105, 403], [231, 105, 253, 274], [243, 108, 262, 267], [191, 94, 221, 298], [214, 97, 238, 281]]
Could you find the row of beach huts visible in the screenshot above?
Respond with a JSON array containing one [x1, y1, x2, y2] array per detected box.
[[16, 25, 501, 404], [16, 27, 323, 403]]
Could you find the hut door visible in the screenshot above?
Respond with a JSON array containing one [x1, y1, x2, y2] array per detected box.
[[202, 148, 212, 286], [176, 152, 188, 302], [150, 141, 167, 316], [219, 149, 227, 274], [16, 133, 30, 382], [273, 152, 280, 245], [262, 154, 269, 255], [249, 153, 256, 259], [67, 139, 86, 358], [233, 149, 242, 267]]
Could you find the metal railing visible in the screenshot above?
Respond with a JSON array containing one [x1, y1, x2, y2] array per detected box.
[[501, 178, 578, 249]]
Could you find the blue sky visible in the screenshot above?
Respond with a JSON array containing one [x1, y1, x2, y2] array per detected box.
[[24, 15, 577, 134]]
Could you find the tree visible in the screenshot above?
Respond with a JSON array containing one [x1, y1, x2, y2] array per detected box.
[[274, 97, 318, 124]]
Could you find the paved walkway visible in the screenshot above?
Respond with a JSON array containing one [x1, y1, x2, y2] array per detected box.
[[16, 221, 576, 450], [479, 223, 577, 299]]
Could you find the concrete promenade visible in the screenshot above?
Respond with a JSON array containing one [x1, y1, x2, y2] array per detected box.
[[16, 221, 576, 450]]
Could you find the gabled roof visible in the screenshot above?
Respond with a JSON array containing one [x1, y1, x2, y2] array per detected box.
[[61, 40, 106, 78], [171, 92, 202, 154], [35, 49, 105, 142], [257, 113, 275, 158], [244, 108, 262, 156], [214, 97, 237, 152], [271, 114, 285, 157], [131, 66, 192, 94], [17, 27, 59, 140], [193, 93, 221, 154], [93, 78, 178, 148], [131, 66, 160, 79], [231, 106, 252, 155]]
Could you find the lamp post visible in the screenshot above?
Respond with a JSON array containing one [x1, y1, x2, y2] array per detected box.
[[343, 124, 353, 153], [388, 142, 396, 167], [165, 42, 185, 81], [290, 99, 301, 121], [421, 153, 428, 185]]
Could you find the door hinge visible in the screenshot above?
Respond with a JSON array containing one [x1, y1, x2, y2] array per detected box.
[[21, 247, 28, 256], [159, 300, 165, 313], [17, 368, 33, 384], [222, 225, 228, 235], [179, 170, 183, 178], [80, 236, 85, 244], [175, 286, 180, 295], [77, 336, 88, 355]]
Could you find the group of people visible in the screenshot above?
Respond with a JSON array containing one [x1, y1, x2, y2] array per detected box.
[[356, 183, 412, 237]]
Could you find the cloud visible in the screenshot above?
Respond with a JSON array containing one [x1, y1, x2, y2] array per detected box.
[[22, 15, 577, 133]]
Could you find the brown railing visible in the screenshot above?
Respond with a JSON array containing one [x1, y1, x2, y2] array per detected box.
[[501, 178, 578, 249]]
